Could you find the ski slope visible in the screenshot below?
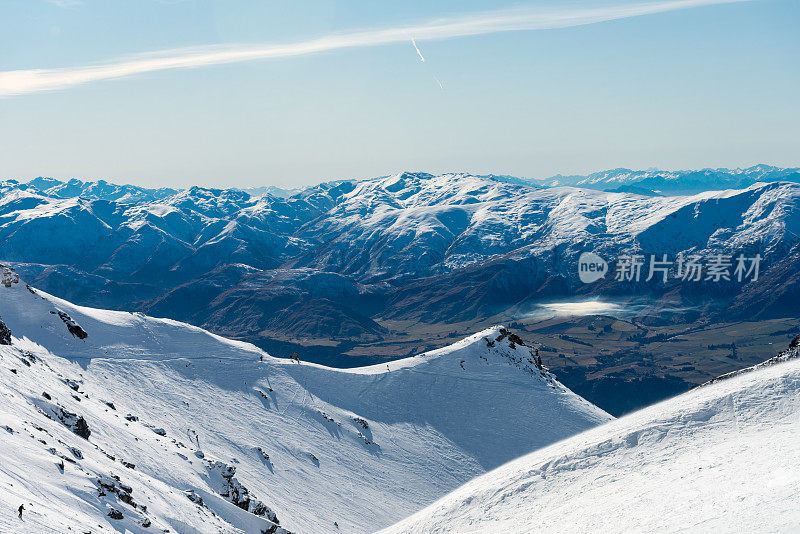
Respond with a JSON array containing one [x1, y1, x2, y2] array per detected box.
[[0, 268, 610, 533], [382, 343, 800, 533]]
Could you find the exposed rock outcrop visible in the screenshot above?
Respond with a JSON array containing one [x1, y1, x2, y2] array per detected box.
[[50, 310, 88, 340], [55, 407, 91, 439], [207, 461, 282, 526], [0, 317, 11, 345]]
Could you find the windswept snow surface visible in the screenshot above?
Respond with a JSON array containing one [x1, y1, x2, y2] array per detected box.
[[382, 346, 800, 533], [0, 273, 610, 533]]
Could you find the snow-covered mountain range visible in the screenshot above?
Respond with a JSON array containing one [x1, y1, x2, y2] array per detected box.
[[537, 164, 800, 195], [382, 338, 800, 533], [1, 167, 799, 349], [0, 267, 609, 533]]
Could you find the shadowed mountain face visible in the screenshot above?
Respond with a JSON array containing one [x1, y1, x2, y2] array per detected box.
[[1, 168, 800, 358]]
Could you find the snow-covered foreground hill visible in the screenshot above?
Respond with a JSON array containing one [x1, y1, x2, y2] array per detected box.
[[382, 342, 800, 533], [0, 269, 610, 533]]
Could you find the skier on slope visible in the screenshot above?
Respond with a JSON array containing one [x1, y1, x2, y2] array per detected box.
[[17, 504, 24, 519]]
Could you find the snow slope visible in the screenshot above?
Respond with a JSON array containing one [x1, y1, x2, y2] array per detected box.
[[0, 268, 610, 533], [381, 343, 800, 533]]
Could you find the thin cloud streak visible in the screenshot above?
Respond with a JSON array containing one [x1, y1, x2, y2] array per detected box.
[[1, 0, 749, 97]]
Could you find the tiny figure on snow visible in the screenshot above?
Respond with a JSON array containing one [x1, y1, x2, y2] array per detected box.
[[17, 504, 24, 519], [292, 352, 300, 364]]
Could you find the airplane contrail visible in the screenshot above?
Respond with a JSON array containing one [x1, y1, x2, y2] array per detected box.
[[0, 0, 750, 97], [411, 38, 426, 63], [411, 38, 443, 90]]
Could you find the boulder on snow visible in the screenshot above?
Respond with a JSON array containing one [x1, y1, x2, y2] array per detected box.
[[55, 407, 91, 439], [256, 447, 270, 462], [0, 265, 19, 288], [495, 327, 525, 347], [97, 475, 136, 507], [49, 310, 88, 339], [186, 489, 205, 507], [262, 524, 293, 534]]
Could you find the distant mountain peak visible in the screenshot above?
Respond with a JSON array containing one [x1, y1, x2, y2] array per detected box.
[[535, 164, 799, 194]]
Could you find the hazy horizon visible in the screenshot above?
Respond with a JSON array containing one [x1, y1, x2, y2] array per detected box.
[[4, 161, 798, 191]]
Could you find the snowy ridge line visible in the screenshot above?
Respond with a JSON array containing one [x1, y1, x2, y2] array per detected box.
[[694, 335, 800, 389], [9, 273, 552, 379], [379, 338, 800, 533]]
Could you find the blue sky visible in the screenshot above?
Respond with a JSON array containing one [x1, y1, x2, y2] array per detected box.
[[0, 0, 797, 188]]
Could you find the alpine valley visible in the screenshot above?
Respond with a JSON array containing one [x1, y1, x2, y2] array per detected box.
[[1, 165, 800, 414]]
